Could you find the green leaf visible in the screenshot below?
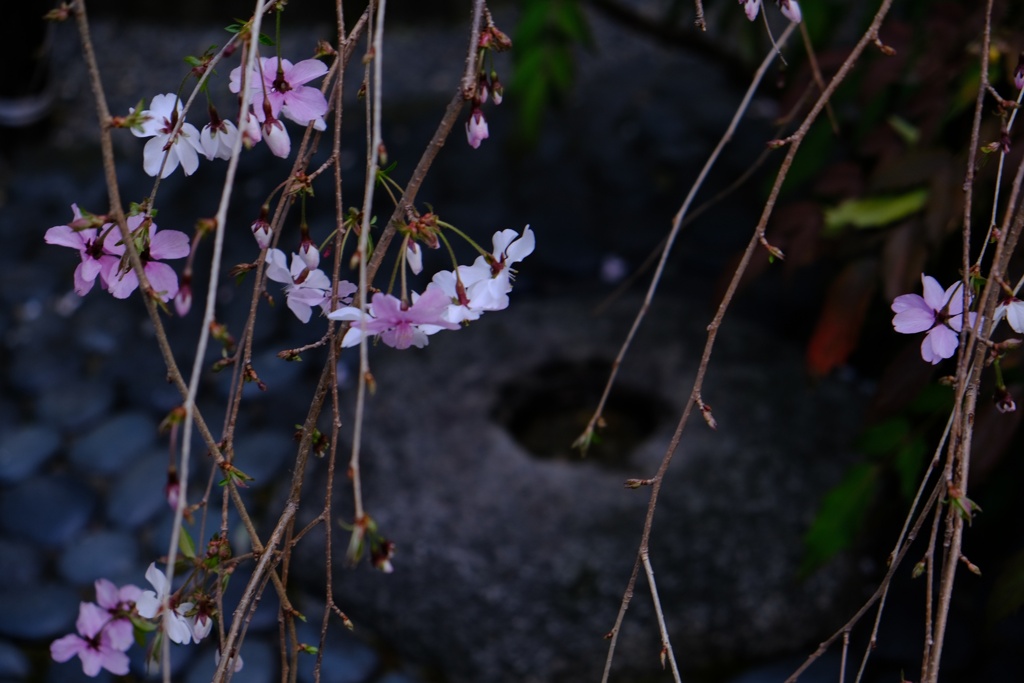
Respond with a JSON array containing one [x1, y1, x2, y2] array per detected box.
[[823, 188, 929, 235], [179, 526, 196, 560], [801, 463, 879, 576]]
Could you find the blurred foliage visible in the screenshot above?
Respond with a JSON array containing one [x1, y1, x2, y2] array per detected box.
[[510, 0, 593, 143], [801, 384, 952, 575]]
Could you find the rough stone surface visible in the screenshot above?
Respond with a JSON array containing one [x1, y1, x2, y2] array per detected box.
[[0, 475, 95, 547], [69, 411, 157, 475], [294, 292, 869, 682], [0, 424, 61, 483]]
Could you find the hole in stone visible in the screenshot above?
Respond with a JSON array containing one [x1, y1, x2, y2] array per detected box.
[[493, 358, 672, 469]]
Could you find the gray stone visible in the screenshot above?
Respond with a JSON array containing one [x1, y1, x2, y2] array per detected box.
[[292, 292, 867, 683], [295, 617, 379, 683], [0, 538, 43, 587], [106, 448, 170, 530], [69, 411, 156, 475], [8, 344, 81, 396], [0, 583, 78, 639], [231, 430, 294, 486], [0, 639, 30, 678], [35, 379, 114, 433], [58, 530, 140, 587], [0, 424, 61, 483], [0, 475, 95, 547], [185, 638, 276, 683]]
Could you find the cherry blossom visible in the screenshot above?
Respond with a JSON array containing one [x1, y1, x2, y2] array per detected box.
[[131, 94, 204, 177], [261, 113, 291, 158], [466, 107, 489, 148], [230, 56, 329, 127], [44, 204, 123, 295], [891, 274, 975, 364], [93, 578, 140, 652], [135, 563, 194, 645], [741, 0, 761, 20], [266, 248, 354, 323], [199, 109, 239, 161], [50, 602, 131, 677], [106, 215, 190, 303], [996, 297, 1024, 333], [457, 225, 535, 313], [328, 285, 461, 349]]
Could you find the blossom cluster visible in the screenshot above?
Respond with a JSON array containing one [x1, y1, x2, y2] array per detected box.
[[45, 205, 189, 304], [128, 54, 329, 177], [329, 226, 535, 349], [51, 564, 228, 678], [740, 0, 802, 23]]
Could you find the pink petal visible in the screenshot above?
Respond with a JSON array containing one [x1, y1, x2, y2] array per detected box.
[[150, 230, 190, 260], [144, 262, 180, 301], [50, 634, 86, 663], [922, 326, 958, 364], [281, 87, 329, 125], [920, 275, 947, 311], [285, 58, 328, 86], [94, 579, 119, 609], [45, 225, 88, 250]]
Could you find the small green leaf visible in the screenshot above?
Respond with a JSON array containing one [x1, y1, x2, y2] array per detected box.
[[179, 526, 196, 560], [801, 463, 879, 576], [823, 188, 929, 235]]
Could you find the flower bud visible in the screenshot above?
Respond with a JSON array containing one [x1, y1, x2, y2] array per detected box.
[[465, 107, 489, 149], [251, 217, 272, 250], [298, 238, 320, 270]]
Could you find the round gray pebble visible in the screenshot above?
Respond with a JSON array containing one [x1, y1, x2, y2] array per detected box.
[[0, 424, 61, 484], [0, 639, 30, 678], [106, 449, 170, 530], [231, 431, 293, 485], [0, 538, 43, 587], [185, 638, 276, 683], [296, 621, 379, 683], [0, 475, 95, 547], [69, 411, 156, 475], [58, 530, 140, 587], [0, 583, 78, 639], [35, 380, 114, 433]]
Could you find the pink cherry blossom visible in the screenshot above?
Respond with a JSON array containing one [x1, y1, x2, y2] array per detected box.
[[44, 205, 123, 295], [891, 274, 975, 364], [50, 602, 131, 677], [131, 94, 204, 177], [200, 112, 239, 161], [266, 248, 354, 323], [329, 285, 461, 349], [107, 215, 190, 303], [94, 579, 140, 652], [230, 57, 329, 127], [741, 0, 761, 20]]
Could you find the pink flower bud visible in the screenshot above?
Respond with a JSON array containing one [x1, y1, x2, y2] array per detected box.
[[778, 0, 801, 23], [741, 0, 761, 21], [298, 239, 320, 270], [174, 278, 192, 316], [251, 217, 272, 249], [465, 108, 489, 149]]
